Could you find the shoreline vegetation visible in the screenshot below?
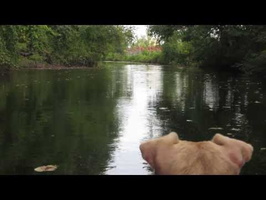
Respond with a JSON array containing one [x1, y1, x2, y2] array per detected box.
[[1, 25, 266, 76], [4, 61, 167, 71]]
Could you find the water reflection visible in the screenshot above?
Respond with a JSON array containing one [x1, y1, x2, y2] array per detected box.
[[203, 74, 219, 111], [1, 64, 266, 174], [105, 65, 163, 175], [0, 68, 122, 175], [106, 65, 266, 175], [104, 64, 266, 175]]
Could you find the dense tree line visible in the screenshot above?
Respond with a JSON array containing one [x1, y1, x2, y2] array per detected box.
[[148, 25, 266, 74], [0, 25, 134, 70], [1, 25, 266, 75]]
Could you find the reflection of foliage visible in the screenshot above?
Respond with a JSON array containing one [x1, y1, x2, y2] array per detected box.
[[0, 67, 127, 174], [1, 64, 266, 174], [153, 66, 266, 174]]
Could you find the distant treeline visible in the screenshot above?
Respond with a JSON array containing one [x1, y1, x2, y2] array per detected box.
[[1, 25, 266, 75], [147, 25, 266, 74], [0, 25, 134, 70]]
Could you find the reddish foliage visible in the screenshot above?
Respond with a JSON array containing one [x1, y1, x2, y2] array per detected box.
[[126, 46, 162, 55]]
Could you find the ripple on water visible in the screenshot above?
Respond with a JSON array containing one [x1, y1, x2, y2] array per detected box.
[[159, 107, 168, 110], [208, 127, 223, 131], [230, 128, 241, 132]]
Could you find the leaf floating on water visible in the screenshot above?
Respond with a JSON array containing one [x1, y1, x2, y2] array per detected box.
[[186, 120, 193, 122], [34, 165, 58, 172], [226, 133, 233, 136], [260, 148, 266, 151]]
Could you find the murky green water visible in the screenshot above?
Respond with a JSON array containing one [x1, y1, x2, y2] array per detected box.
[[0, 63, 266, 175]]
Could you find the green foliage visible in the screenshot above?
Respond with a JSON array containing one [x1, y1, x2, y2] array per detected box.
[[242, 50, 266, 74], [106, 35, 163, 64], [132, 35, 157, 47], [2, 25, 266, 75], [0, 25, 20, 68], [0, 25, 133, 69], [123, 50, 163, 64], [162, 32, 192, 65], [148, 25, 266, 74], [147, 25, 186, 44]]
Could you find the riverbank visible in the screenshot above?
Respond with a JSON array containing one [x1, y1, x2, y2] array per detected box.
[[4, 61, 165, 72], [18, 64, 95, 70], [0, 63, 99, 72], [103, 60, 165, 66], [0, 60, 259, 80]]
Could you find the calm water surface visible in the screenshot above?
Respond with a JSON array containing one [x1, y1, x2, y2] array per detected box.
[[0, 62, 266, 175]]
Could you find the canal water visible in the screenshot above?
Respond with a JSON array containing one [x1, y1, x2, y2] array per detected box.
[[0, 62, 265, 174]]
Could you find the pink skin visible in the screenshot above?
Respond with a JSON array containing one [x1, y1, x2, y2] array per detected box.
[[140, 133, 253, 175]]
